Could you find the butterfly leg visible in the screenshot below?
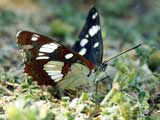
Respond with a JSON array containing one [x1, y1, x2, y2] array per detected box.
[[87, 71, 92, 77]]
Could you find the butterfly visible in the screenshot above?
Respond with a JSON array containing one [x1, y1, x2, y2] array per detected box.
[[17, 7, 102, 88], [17, 6, 141, 90]]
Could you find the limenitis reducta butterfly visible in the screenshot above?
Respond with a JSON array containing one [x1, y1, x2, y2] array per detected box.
[[17, 6, 141, 90]]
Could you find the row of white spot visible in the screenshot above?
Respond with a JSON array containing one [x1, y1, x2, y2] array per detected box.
[[77, 24, 100, 56], [43, 61, 64, 82], [91, 12, 100, 48], [36, 43, 59, 60], [37, 42, 75, 60], [39, 43, 58, 53], [29, 33, 76, 60], [78, 41, 99, 56], [80, 38, 99, 48]]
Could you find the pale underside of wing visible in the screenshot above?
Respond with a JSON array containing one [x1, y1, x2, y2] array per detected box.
[[57, 63, 93, 90]]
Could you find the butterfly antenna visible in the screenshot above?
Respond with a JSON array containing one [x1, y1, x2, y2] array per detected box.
[[102, 44, 142, 65]]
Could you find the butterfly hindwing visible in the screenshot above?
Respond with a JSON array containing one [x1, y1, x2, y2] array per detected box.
[[17, 31, 94, 86], [72, 7, 103, 69]]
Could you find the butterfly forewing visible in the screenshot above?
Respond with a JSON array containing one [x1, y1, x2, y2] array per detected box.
[[17, 31, 94, 86], [72, 7, 103, 69]]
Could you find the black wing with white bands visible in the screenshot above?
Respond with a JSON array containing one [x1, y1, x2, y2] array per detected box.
[[72, 6, 103, 69]]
